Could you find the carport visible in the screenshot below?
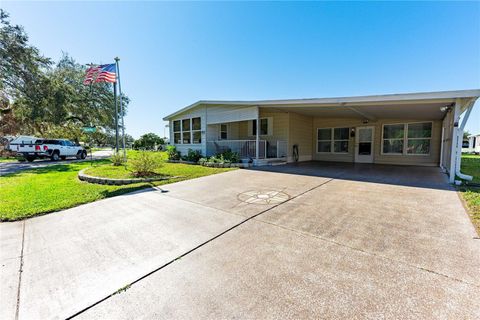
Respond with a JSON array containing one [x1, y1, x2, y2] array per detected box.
[[165, 89, 480, 183], [258, 90, 479, 183]]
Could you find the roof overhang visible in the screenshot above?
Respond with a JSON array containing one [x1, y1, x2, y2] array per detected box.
[[163, 89, 480, 121]]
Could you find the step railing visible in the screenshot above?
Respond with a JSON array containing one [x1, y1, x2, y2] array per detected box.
[[207, 140, 287, 159]]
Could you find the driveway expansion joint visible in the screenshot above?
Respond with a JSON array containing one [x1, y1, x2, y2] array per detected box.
[[14, 221, 26, 320], [66, 178, 335, 319], [255, 218, 480, 289]]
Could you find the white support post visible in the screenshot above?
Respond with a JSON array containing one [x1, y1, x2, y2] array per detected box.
[[449, 100, 461, 183], [255, 106, 260, 162], [455, 100, 475, 181]]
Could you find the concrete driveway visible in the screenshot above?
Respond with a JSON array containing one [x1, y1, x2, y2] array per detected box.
[[1, 163, 479, 319]]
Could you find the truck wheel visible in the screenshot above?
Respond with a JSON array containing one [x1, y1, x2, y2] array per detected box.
[[25, 156, 35, 162], [60, 156, 66, 160], [81, 150, 87, 159], [51, 151, 60, 161]]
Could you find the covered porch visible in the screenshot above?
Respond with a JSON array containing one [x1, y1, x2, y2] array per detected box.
[[205, 106, 288, 162]]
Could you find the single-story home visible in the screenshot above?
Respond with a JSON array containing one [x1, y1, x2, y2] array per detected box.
[[163, 89, 479, 183], [462, 133, 480, 154]]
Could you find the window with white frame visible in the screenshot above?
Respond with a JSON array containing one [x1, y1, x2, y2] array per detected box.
[[173, 117, 202, 144], [192, 117, 201, 144], [317, 127, 350, 153], [382, 122, 432, 155], [220, 124, 228, 140], [252, 118, 269, 136], [182, 119, 191, 144], [173, 120, 181, 144]]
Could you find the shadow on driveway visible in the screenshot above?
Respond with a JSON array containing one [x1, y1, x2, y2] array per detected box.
[[249, 161, 452, 190]]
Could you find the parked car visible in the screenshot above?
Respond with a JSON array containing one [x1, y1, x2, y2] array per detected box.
[[14, 138, 87, 162]]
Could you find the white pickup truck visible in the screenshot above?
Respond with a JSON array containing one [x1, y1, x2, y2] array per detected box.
[[12, 138, 88, 162]]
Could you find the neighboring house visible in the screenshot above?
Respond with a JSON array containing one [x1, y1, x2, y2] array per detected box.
[[163, 89, 479, 183], [463, 133, 480, 154]]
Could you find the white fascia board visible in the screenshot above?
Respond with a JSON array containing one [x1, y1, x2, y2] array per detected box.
[[163, 89, 480, 120]]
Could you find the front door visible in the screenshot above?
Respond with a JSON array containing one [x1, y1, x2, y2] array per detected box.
[[355, 126, 374, 163]]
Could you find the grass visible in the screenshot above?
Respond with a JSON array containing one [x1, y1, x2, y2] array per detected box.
[[458, 153, 480, 235], [84, 150, 231, 181], [0, 156, 18, 162], [0, 151, 235, 221]]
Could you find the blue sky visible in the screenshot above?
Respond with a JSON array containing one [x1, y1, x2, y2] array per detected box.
[[2, 1, 480, 138]]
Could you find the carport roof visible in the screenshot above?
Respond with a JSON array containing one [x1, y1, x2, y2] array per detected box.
[[163, 89, 480, 120]]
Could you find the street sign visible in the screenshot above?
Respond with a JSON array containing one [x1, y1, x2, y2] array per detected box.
[[82, 126, 96, 133]]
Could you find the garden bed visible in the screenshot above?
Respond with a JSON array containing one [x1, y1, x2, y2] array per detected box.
[[78, 169, 174, 185], [201, 162, 250, 168]]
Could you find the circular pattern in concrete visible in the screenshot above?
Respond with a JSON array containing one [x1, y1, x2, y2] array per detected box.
[[237, 190, 290, 205]]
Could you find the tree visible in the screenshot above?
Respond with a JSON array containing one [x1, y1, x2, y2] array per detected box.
[[1, 10, 130, 141], [463, 131, 471, 140], [0, 9, 51, 102], [133, 133, 164, 150]]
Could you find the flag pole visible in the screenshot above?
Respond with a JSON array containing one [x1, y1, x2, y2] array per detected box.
[[114, 80, 119, 153], [115, 57, 126, 160]]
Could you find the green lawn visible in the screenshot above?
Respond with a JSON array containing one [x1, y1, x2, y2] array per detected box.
[[0, 157, 18, 162], [84, 150, 229, 181], [0, 152, 234, 221], [458, 154, 480, 234]]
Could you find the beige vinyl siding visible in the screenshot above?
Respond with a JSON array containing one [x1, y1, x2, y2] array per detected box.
[[288, 112, 313, 162], [238, 111, 289, 145], [207, 122, 241, 141], [308, 117, 442, 166], [311, 118, 356, 162], [375, 119, 441, 166]]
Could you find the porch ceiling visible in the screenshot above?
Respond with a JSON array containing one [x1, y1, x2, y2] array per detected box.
[[262, 102, 450, 120]]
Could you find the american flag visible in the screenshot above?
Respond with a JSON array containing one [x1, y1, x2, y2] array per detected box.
[[83, 64, 116, 85]]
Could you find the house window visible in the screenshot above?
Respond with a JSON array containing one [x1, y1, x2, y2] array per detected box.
[[382, 124, 404, 154], [382, 122, 432, 155], [192, 117, 201, 144], [173, 120, 181, 144], [406, 122, 432, 155], [220, 124, 228, 140], [252, 118, 269, 135], [317, 128, 332, 153], [173, 117, 202, 144], [317, 127, 350, 153], [333, 128, 349, 153], [182, 119, 191, 144]]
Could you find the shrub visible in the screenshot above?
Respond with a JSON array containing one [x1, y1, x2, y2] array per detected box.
[[111, 152, 125, 166], [182, 149, 202, 162], [166, 145, 181, 160], [131, 151, 161, 177], [220, 150, 240, 163], [198, 157, 208, 165]]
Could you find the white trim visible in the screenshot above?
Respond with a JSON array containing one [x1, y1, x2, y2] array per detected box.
[[316, 127, 351, 154], [380, 121, 433, 156], [355, 126, 375, 163], [219, 123, 228, 140], [249, 117, 271, 137], [172, 116, 202, 145], [163, 89, 480, 120]]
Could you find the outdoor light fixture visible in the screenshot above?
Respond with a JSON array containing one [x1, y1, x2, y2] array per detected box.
[[350, 128, 355, 137], [362, 119, 369, 124], [440, 106, 451, 112], [440, 104, 454, 112]]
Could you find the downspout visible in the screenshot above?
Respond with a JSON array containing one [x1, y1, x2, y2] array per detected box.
[[449, 101, 460, 183], [455, 100, 475, 181], [439, 125, 445, 171]]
